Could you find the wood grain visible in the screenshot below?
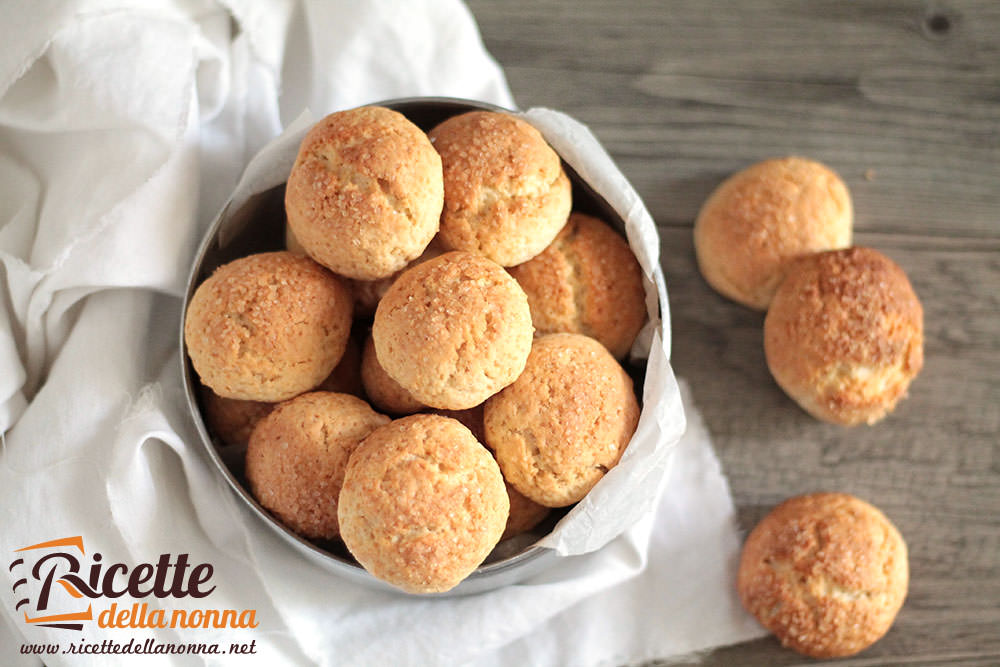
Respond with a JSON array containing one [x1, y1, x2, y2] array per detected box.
[[467, 0, 1000, 664]]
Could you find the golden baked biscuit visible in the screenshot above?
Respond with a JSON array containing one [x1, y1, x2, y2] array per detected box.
[[184, 251, 352, 401], [347, 236, 445, 318], [338, 414, 509, 594], [372, 251, 533, 410], [285, 106, 443, 280], [360, 334, 424, 415], [502, 483, 550, 541], [509, 211, 647, 358], [764, 247, 924, 426], [738, 493, 909, 658], [694, 157, 853, 309], [429, 111, 571, 266], [485, 333, 639, 507], [245, 392, 389, 540]]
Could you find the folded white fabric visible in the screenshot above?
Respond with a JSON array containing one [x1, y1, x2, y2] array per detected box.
[[0, 2, 764, 666]]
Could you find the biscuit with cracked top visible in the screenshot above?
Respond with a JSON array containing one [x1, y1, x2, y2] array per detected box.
[[429, 111, 571, 266], [372, 251, 533, 410], [509, 211, 647, 358], [694, 156, 852, 310], [285, 106, 443, 280], [184, 251, 352, 401], [337, 414, 509, 594], [245, 392, 389, 540], [764, 247, 923, 426], [485, 333, 639, 507], [737, 492, 909, 658]]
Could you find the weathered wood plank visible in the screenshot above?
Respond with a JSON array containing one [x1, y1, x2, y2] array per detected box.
[[467, 0, 1000, 663], [470, 0, 1000, 237]]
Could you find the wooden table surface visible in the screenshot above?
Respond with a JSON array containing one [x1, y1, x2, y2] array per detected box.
[[466, 1, 1000, 664]]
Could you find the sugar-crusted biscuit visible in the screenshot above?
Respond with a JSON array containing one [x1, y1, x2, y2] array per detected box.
[[285, 106, 443, 280], [429, 111, 571, 266], [245, 392, 389, 540], [485, 333, 639, 507], [764, 247, 923, 426], [694, 157, 853, 310], [338, 414, 509, 593], [738, 492, 909, 658], [184, 251, 352, 401], [372, 251, 533, 410], [509, 211, 647, 358], [360, 334, 424, 415]]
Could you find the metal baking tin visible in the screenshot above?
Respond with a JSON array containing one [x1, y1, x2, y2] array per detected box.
[[180, 97, 643, 596]]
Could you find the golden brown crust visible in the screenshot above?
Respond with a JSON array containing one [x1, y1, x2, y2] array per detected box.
[[694, 156, 853, 310], [764, 247, 924, 426], [737, 493, 909, 658], [429, 111, 571, 266], [285, 106, 443, 280], [485, 333, 639, 507], [184, 251, 353, 401], [337, 414, 509, 593], [372, 251, 533, 410], [509, 212, 647, 358], [360, 334, 425, 415], [245, 392, 389, 540]]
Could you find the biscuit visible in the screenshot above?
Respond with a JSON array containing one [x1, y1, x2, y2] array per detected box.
[[184, 251, 353, 401], [372, 251, 533, 410], [245, 392, 389, 540], [764, 247, 923, 426], [360, 334, 425, 415], [485, 333, 640, 507], [737, 493, 908, 658], [429, 111, 571, 266], [338, 414, 509, 593], [502, 483, 550, 541], [694, 157, 853, 310], [285, 106, 443, 280], [509, 211, 647, 358]]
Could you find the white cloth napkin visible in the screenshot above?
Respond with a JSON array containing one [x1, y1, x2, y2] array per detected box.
[[0, 2, 766, 665]]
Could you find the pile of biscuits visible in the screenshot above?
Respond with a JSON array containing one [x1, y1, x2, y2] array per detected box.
[[694, 158, 919, 656], [184, 105, 648, 594], [694, 157, 924, 426]]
